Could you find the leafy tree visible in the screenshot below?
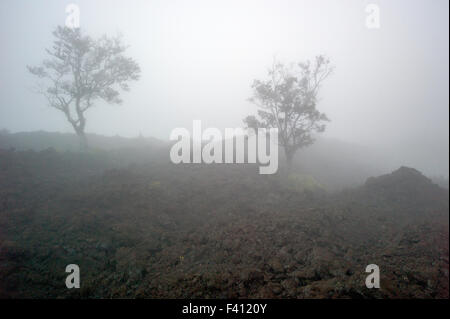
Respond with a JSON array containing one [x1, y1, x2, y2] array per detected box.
[[244, 56, 333, 169], [28, 26, 141, 150]]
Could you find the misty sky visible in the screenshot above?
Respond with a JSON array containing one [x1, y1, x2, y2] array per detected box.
[[0, 0, 448, 176]]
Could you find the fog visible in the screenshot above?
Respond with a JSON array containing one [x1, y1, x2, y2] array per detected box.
[[0, 1, 449, 300], [0, 0, 448, 177]]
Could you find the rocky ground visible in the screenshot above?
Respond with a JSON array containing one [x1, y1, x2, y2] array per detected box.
[[0, 148, 448, 298]]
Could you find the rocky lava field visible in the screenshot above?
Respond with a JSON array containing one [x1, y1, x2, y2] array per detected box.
[[0, 148, 448, 298]]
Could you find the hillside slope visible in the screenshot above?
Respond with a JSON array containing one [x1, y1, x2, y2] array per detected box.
[[0, 149, 448, 298]]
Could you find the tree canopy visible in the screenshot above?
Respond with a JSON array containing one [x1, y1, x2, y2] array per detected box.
[[244, 56, 333, 167], [28, 26, 141, 150]]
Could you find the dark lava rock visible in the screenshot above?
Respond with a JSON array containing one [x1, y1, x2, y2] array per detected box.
[[268, 258, 284, 273]]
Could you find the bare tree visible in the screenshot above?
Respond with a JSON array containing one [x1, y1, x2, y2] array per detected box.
[[244, 56, 333, 169], [28, 26, 141, 150]]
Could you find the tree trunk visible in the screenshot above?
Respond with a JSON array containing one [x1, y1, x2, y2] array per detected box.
[[73, 96, 88, 151], [285, 148, 294, 172], [76, 129, 88, 151]]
